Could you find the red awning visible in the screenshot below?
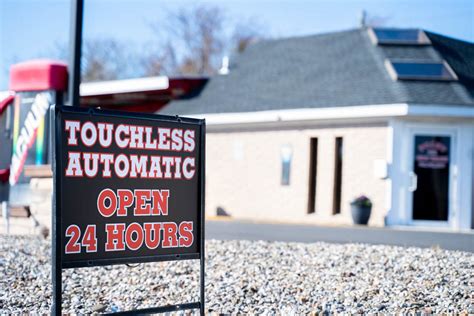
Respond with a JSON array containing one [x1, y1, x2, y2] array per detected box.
[[10, 59, 68, 92], [80, 77, 207, 113]]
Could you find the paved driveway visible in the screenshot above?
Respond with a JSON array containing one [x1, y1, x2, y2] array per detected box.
[[206, 220, 474, 252]]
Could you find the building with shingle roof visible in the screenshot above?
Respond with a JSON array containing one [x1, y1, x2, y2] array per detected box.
[[162, 28, 473, 114], [160, 27, 474, 229]]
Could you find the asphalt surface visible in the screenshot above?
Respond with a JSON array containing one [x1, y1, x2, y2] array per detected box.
[[206, 220, 474, 252]]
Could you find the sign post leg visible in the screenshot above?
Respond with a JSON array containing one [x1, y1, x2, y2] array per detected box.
[[199, 122, 206, 315], [51, 211, 62, 316], [200, 247, 205, 315], [51, 261, 62, 315], [51, 106, 62, 316], [52, 187, 62, 316]]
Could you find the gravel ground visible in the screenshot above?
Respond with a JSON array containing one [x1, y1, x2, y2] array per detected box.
[[1, 235, 473, 314]]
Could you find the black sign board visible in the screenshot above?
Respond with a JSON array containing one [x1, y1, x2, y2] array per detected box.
[[52, 105, 205, 314]]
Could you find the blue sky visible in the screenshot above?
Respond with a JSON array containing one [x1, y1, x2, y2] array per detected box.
[[1, 0, 473, 90]]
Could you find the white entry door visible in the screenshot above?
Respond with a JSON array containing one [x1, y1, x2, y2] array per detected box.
[[407, 128, 457, 227]]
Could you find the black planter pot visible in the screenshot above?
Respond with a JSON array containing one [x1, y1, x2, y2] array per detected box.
[[351, 204, 372, 225]]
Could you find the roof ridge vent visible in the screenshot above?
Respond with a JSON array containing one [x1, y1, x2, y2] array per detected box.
[[218, 56, 230, 75]]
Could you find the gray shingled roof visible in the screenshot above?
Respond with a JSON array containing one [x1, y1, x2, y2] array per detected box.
[[426, 31, 474, 99], [160, 28, 474, 115]]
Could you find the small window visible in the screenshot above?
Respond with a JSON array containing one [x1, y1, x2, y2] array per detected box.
[[281, 145, 292, 186], [333, 137, 343, 215], [385, 60, 458, 81], [369, 28, 430, 45], [307, 138, 318, 214]]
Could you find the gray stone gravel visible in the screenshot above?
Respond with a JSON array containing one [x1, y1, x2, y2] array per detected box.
[[1, 234, 473, 314]]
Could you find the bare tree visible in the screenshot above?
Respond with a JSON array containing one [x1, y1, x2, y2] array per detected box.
[[81, 39, 137, 82], [49, 5, 267, 80], [141, 41, 178, 77], [231, 18, 267, 53], [149, 5, 226, 75], [147, 4, 267, 76], [52, 38, 138, 82]]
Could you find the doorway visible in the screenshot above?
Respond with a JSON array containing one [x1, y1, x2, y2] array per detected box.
[[408, 131, 455, 226]]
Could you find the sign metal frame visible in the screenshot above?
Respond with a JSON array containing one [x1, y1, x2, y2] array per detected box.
[[51, 105, 205, 315]]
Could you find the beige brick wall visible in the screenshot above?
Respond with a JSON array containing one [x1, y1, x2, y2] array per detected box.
[[206, 123, 389, 226]]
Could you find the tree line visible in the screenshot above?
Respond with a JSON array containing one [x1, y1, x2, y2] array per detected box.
[[67, 4, 266, 82], [73, 6, 388, 82]]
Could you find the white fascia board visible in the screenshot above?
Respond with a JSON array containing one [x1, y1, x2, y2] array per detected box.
[[189, 103, 474, 126], [407, 104, 474, 118], [80, 76, 169, 96], [191, 104, 409, 125]]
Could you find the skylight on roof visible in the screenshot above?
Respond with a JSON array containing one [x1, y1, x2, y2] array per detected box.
[[385, 60, 458, 81], [369, 28, 430, 45]]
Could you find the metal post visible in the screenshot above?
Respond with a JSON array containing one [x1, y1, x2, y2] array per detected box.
[[51, 106, 62, 316], [68, 0, 84, 107], [199, 121, 206, 315], [51, 198, 62, 316]]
